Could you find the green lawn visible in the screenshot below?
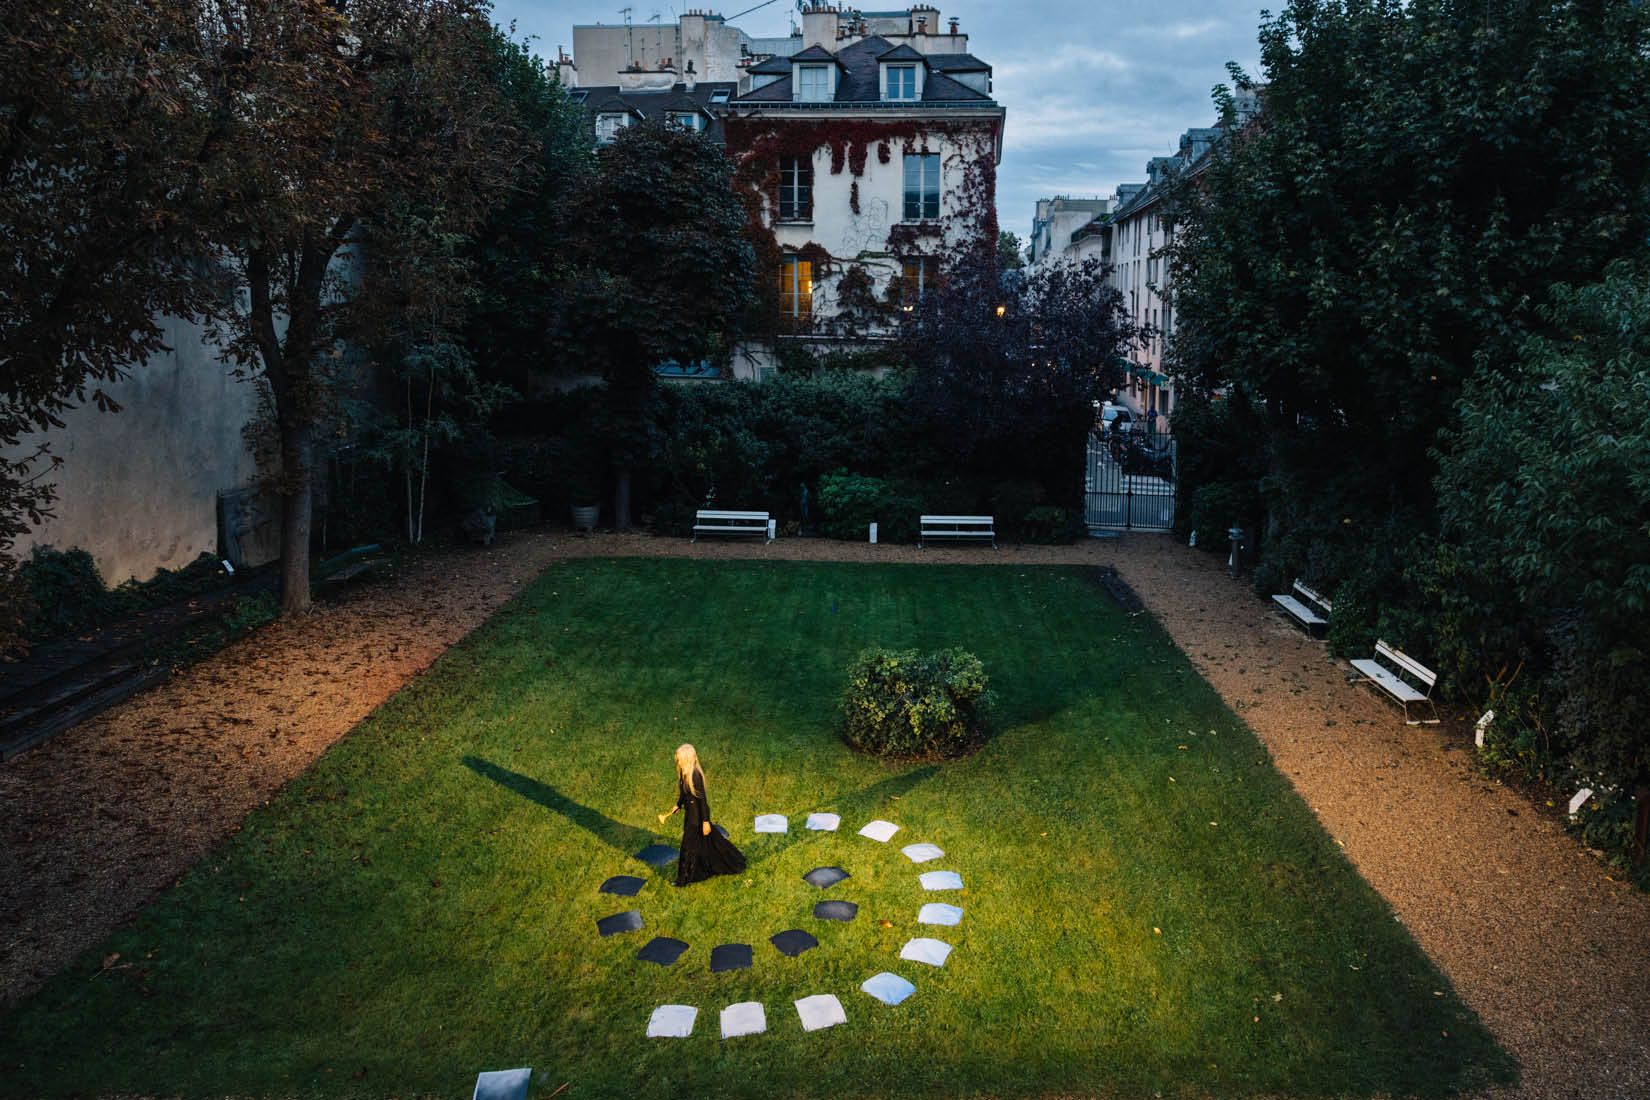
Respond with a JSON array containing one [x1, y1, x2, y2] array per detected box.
[[0, 559, 1514, 1099]]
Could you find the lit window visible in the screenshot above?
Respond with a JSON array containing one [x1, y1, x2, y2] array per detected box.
[[886, 65, 917, 100], [903, 153, 939, 220], [779, 156, 813, 221], [797, 64, 831, 102], [595, 113, 628, 144], [780, 258, 813, 317], [901, 257, 932, 303], [667, 112, 700, 131]]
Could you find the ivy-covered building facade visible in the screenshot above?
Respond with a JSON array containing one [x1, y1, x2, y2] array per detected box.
[[721, 6, 1004, 379]]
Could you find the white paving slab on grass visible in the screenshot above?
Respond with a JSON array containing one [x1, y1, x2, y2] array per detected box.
[[720, 1001, 767, 1038], [861, 972, 917, 1005], [753, 814, 788, 834], [473, 1068, 531, 1100], [646, 1004, 698, 1038], [805, 812, 841, 831], [901, 843, 944, 863], [858, 819, 900, 842], [794, 994, 848, 1032], [899, 937, 953, 967], [919, 870, 963, 891], [918, 902, 963, 926]]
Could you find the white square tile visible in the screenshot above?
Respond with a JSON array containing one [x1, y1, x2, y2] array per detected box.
[[473, 1068, 531, 1100], [793, 993, 847, 1032], [919, 870, 963, 891], [901, 842, 944, 863], [805, 812, 840, 831], [918, 902, 963, 926], [753, 814, 788, 833], [720, 1001, 767, 1038], [861, 972, 917, 1005], [646, 1004, 697, 1038], [858, 819, 900, 842], [899, 937, 953, 968]]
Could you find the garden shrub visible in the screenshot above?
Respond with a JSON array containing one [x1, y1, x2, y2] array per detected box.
[[840, 646, 991, 759], [817, 470, 918, 543], [1019, 504, 1081, 544], [20, 545, 108, 643]]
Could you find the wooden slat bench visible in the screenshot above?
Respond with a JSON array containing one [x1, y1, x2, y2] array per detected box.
[[919, 515, 995, 548], [691, 509, 773, 543], [1350, 640, 1440, 724], [1272, 579, 1332, 638]]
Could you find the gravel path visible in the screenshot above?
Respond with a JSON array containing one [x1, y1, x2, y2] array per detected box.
[[1, 528, 1645, 1097]]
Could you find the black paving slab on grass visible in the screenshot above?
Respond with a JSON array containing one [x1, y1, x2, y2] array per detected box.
[[636, 936, 690, 966], [709, 943, 753, 973], [634, 845, 678, 867], [769, 929, 819, 957], [813, 900, 858, 922], [802, 866, 849, 889], [599, 875, 645, 897], [596, 910, 644, 937]]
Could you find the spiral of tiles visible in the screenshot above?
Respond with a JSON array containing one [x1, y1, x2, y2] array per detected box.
[[592, 811, 966, 1039]]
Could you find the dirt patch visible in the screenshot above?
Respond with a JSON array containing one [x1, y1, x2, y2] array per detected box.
[[1, 528, 1645, 1099]]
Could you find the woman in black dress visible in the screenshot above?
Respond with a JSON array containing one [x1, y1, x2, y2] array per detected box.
[[657, 743, 746, 886]]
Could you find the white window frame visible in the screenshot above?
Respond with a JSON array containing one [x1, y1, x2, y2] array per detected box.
[[902, 153, 940, 221], [883, 64, 919, 100], [795, 64, 832, 102], [780, 257, 813, 318], [778, 155, 813, 222], [595, 113, 629, 144]]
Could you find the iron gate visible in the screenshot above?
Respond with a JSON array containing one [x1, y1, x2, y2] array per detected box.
[[1084, 431, 1177, 531]]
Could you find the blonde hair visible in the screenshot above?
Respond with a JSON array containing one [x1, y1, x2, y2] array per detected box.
[[674, 744, 703, 792]]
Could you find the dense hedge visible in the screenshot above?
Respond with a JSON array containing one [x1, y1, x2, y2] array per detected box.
[[840, 646, 991, 759]]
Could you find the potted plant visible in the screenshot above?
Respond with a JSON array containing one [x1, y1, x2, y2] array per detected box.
[[564, 457, 601, 532]]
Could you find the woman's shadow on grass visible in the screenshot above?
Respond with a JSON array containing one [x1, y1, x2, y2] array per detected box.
[[461, 756, 657, 856], [461, 754, 938, 866]]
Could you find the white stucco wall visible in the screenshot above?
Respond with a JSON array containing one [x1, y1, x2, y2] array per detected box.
[[5, 314, 267, 585], [770, 121, 998, 316]]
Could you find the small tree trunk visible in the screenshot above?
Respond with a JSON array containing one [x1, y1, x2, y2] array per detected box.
[[278, 422, 313, 616], [614, 466, 633, 531]]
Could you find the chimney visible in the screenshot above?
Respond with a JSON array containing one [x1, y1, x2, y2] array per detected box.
[[684, 59, 696, 90], [948, 17, 958, 33], [802, 5, 840, 49], [555, 47, 577, 88]]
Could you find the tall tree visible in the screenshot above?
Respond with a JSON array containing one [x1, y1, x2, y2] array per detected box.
[[1, 0, 222, 646], [462, 30, 593, 393], [997, 230, 1026, 271], [554, 120, 754, 528], [899, 254, 1139, 501], [199, 0, 527, 614], [1167, 0, 1650, 573]]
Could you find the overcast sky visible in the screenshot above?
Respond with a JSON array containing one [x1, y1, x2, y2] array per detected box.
[[487, 0, 1269, 241]]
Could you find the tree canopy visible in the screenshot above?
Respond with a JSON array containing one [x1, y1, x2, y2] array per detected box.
[[900, 254, 1139, 501], [552, 119, 754, 526]]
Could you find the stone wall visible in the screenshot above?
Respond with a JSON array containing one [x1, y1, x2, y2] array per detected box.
[[5, 314, 270, 585]]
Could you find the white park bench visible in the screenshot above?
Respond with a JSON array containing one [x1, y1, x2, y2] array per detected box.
[[1350, 640, 1439, 724], [1272, 579, 1332, 637], [919, 515, 995, 548], [691, 509, 773, 543]]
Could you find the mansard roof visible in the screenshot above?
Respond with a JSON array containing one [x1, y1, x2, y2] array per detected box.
[[926, 52, 990, 73], [875, 43, 926, 62], [579, 81, 738, 142], [734, 36, 994, 105], [746, 54, 793, 75], [787, 44, 840, 62]]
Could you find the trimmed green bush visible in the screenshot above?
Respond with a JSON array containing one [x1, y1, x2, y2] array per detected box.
[[840, 645, 990, 759], [817, 469, 919, 543]]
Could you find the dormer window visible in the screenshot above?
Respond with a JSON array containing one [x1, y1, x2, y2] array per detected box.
[[595, 113, 629, 144], [796, 64, 832, 102], [885, 65, 918, 100], [667, 111, 701, 131]]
